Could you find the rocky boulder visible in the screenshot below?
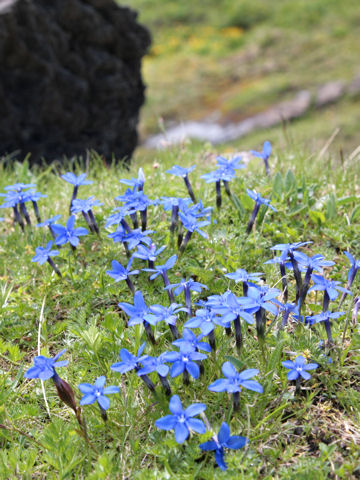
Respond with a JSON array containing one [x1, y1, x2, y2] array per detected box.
[[0, 0, 151, 163]]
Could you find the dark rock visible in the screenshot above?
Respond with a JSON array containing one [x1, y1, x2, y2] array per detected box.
[[0, 0, 151, 163]]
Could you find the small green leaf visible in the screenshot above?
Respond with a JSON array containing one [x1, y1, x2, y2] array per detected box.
[[350, 204, 360, 224]]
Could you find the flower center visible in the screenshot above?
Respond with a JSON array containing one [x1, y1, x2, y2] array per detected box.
[[182, 356, 189, 363], [178, 415, 186, 423], [296, 367, 302, 372]]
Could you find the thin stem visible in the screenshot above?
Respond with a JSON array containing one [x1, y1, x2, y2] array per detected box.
[[246, 203, 260, 235], [143, 321, 156, 344], [299, 267, 312, 314], [130, 212, 138, 229], [47, 258, 62, 277], [162, 273, 175, 303], [242, 282, 248, 296], [233, 392, 240, 411], [158, 374, 171, 395], [170, 205, 179, 235], [264, 158, 270, 177], [177, 223, 184, 249], [184, 287, 192, 316], [324, 319, 333, 344], [323, 291, 330, 312], [32, 201, 42, 223], [289, 252, 302, 301], [255, 308, 265, 340], [225, 325, 232, 336], [208, 329, 216, 350], [141, 208, 147, 231], [295, 377, 301, 395], [13, 205, 24, 231], [179, 230, 192, 254], [20, 202, 31, 226], [98, 404, 107, 422], [216, 180, 221, 209], [280, 263, 288, 303], [184, 176, 197, 203], [48, 225, 56, 240], [222, 180, 231, 197], [125, 277, 135, 294], [82, 211, 94, 233], [139, 373, 155, 392], [70, 186, 78, 214], [120, 219, 131, 233], [234, 315, 242, 352], [88, 210, 100, 235], [280, 310, 290, 329], [169, 323, 180, 339], [183, 370, 190, 386]]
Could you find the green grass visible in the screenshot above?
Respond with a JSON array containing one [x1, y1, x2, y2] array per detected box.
[[123, 0, 360, 152], [0, 140, 359, 478]]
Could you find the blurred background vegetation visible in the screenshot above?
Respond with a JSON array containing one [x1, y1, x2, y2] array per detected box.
[[122, 0, 360, 155]]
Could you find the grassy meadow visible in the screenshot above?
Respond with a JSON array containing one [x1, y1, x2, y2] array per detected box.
[[0, 141, 359, 478]]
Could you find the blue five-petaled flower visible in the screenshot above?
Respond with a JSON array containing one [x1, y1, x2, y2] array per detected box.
[[155, 395, 206, 444], [282, 355, 318, 381], [199, 422, 247, 471], [24, 350, 68, 380], [78, 376, 120, 410]]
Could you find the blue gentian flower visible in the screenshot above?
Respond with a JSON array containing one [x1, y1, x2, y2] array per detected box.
[[133, 243, 166, 268], [123, 228, 154, 250], [106, 258, 139, 294], [250, 140, 272, 176], [31, 241, 59, 265], [111, 343, 147, 373], [344, 251, 360, 287], [225, 268, 263, 284], [137, 353, 170, 377], [4, 183, 36, 191], [275, 302, 299, 328], [105, 206, 132, 230], [172, 328, 212, 353], [199, 422, 247, 471], [164, 343, 208, 381], [145, 303, 187, 326], [216, 155, 245, 171], [78, 376, 120, 411], [282, 355, 318, 381], [61, 173, 93, 186], [184, 309, 224, 335], [179, 212, 210, 252], [138, 353, 172, 395], [209, 361, 262, 410], [246, 189, 276, 211], [71, 196, 103, 214], [309, 310, 345, 343], [143, 254, 177, 280], [24, 349, 68, 380], [166, 165, 196, 177], [107, 225, 127, 243], [165, 277, 208, 315], [309, 274, 351, 311], [37, 214, 62, 228], [208, 362, 263, 394], [31, 241, 61, 277], [155, 394, 206, 444], [246, 189, 276, 234], [119, 168, 145, 191], [118, 291, 149, 326], [51, 215, 88, 248]]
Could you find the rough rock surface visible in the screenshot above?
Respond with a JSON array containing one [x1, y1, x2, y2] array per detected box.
[[0, 0, 151, 163]]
